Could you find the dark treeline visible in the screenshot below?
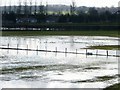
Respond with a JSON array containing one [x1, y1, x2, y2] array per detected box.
[[2, 0, 120, 25], [2, 7, 120, 24], [1, 2, 120, 31]]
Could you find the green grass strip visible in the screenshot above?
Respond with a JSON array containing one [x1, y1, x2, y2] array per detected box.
[[0, 30, 119, 37]]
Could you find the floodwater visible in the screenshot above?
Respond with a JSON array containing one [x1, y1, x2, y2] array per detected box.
[[0, 36, 119, 88]]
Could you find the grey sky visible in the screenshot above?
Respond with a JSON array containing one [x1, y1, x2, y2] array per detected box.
[[1, 0, 120, 7]]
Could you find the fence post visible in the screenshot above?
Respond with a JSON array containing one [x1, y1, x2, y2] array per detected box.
[[26, 44, 28, 55], [27, 44, 28, 50], [65, 48, 67, 53], [96, 50, 98, 55], [17, 44, 18, 54], [37, 45, 38, 55], [45, 46, 47, 52], [86, 49, 87, 54], [17, 44, 18, 50], [8, 43, 9, 48], [107, 50, 108, 56], [65, 48, 67, 57], [76, 49, 77, 54], [56, 47, 57, 52], [55, 47, 57, 57], [37, 45, 38, 51], [7, 43, 9, 54]]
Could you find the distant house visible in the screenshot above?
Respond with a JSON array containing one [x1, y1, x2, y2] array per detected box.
[[46, 16, 59, 23], [16, 17, 37, 23]]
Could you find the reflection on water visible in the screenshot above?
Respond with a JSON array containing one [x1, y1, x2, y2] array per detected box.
[[0, 36, 119, 88]]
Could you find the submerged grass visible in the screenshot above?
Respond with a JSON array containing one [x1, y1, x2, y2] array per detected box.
[[1, 65, 46, 73], [86, 45, 120, 50], [0, 30, 119, 37], [20, 76, 40, 79], [99, 75, 120, 90], [96, 76, 115, 81], [1, 64, 82, 74], [71, 75, 117, 83], [103, 83, 120, 90], [84, 67, 101, 70]]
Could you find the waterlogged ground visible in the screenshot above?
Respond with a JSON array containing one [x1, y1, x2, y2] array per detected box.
[[0, 36, 120, 88]]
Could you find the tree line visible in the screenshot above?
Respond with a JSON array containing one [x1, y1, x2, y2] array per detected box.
[[2, 7, 120, 24]]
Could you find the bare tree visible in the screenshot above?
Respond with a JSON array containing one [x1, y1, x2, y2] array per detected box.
[[24, 0, 28, 15], [34, 0, 37, 15], [70, 0, 76, 15], [17, 0, 22, 14], [9, 0, 12, 13], [45, 2, 48, 15], [29, 0, 32, 14], [13, 0, 16, 14], [39, 1, 45, 14], [3, 2, 7, 14]]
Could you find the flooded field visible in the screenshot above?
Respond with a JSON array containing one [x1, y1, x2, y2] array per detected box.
[[0, 36, 119, 88]]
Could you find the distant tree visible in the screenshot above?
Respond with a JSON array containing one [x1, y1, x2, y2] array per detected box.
[[3, 12, 16, 22], [37, 14, 46, 23], [69, 15, 79, 23], [116, 10, 120, 22], [34, 0, 37, 15], [45, 2, 48, 15], [58, 14, 68, 23], [17, 0, 22, 14], [77, 11, 86, 23], [100, 10, 112, 22], [29, 0, 32, 15], [88, 7, 99, 22], [24, 0, 28, 15]]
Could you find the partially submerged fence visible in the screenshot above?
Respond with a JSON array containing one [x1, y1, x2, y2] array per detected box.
[[0, 43, 119, 57]]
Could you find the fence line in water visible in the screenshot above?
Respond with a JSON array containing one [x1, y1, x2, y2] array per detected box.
[[0, 43, 119, 57]]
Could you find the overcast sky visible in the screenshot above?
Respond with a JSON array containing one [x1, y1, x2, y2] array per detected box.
[[1, 0, 120, 7]]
